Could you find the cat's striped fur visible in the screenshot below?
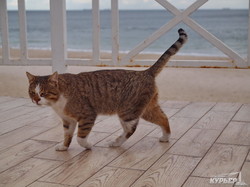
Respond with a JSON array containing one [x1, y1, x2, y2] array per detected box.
[[26, 28, 187, 151]]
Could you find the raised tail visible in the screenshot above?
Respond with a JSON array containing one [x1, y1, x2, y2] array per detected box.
[[146, 28, 188, 77]]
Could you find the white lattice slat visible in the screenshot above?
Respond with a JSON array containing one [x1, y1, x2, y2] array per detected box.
[[183, 18, 247, 68], [111, 0, 119, 66], [120, 0, 208, 65], [92, 0, 100, 65], [18, 0, 28, 63], [0, 0, 10, 65]]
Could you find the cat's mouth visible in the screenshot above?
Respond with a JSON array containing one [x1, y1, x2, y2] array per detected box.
[[32, 98, 49, 106]]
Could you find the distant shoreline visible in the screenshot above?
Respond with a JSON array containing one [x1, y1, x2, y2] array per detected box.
[[7, 9, 248, 11], [0, 48, 232, 61]]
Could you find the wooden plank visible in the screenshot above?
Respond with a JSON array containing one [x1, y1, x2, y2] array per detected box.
[[247, 152, 250, 162], [28, 181, 71, 187], [79, 166, 143, 187], [0, 158, 62, 187], [148, 116, 198, 140], [0, 97, 15, 104], [193, 110, 235, 130], [0, 98, 30, 112], [35, 131, 109, 161], [95, 123, 156, 149], [0, 105, 39, 123], [175, 102, 215, 119], [241, 162, 250, 186], [26, 113, 61, 128], [109, 137, 175, 170], [0, 140, 55, 173], [0, 0, 10, 64], [212, 103, 242, 112], [0, 125, 50, 152], [183, 176, 233, 187], [160, 100, 190, 109], [192, 144, 249, 178], [233, 104, 250, 122], [32, 125, 65, 142], [162, 107, 180, 118], [50, 0, 67, 73], [111, 0, 119, 66], [216, 121, 250, 146], [0, 107, 54, 135], [168, 128, 220, 157], [131, 154, 200, 187], [18, 0, 28, 62], [92, 0, 100, 65], [40, 147, 123, 186]]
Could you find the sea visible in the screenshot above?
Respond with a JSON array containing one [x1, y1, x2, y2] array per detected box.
[[1, 9, 248, 57]]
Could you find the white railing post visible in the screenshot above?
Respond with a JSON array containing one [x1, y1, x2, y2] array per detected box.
[[50, 0, 67, 73], [18, 0, 28, 63], [0, 0, 10, 64], [92, 0, 100, 65], [111, 0, 119, 66]]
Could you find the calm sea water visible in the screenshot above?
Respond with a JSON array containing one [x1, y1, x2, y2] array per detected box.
[[1, 9, 248, 57]]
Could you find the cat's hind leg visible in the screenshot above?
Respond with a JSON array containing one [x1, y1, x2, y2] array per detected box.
[[142, 97, 171, 142], [109, 118, 139, 147], [77, 117, 96, 150], [55, 119, 77, 151]]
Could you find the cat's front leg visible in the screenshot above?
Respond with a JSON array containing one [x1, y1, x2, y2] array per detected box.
[[76, 118, 96, 150], [55, 119, 77, 151]]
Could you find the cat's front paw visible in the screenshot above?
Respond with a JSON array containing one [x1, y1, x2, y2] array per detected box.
[[159, 133, 170, 142], [55, 144, 68, 151]]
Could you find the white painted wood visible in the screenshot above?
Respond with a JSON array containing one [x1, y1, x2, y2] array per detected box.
[[120, 0, 207, 65], [183, 17, 247, 68], [18, 0, 28, 63], [92, 0, 100, 65], [0, 0, 10, 64], [0, 0, 248, 69], [50, 0, 67, 73], [111, 0, 120, 66], [157, 0, 247, 68], [8, 59, 51, 66]]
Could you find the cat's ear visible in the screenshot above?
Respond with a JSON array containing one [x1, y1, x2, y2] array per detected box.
[[26, 72, 35, 83], [49, 71, 58, 85]]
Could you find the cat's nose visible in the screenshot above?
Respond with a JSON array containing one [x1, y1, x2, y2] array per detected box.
[[34, 97, 41, 105]]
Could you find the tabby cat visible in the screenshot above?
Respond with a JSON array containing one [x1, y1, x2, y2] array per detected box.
[[26, 28, 187, 151]]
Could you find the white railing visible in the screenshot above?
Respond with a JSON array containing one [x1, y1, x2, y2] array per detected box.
[[0, 0, 249, 73]]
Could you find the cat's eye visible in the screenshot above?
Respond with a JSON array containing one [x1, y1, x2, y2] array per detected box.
[[40, 93, 45, 97]]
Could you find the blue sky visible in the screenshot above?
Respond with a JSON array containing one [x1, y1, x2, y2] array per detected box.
[[8, 0, 248, 10]]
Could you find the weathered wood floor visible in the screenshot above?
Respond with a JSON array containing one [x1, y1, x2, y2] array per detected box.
[[0, 96, 249, 187]]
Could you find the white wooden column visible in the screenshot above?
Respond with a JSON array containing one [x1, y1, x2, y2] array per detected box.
[[18, 0, 28, 63], [0, 0, 10, 64], [92, 0, 100, 65], [50, 0, 67, 73], [111, 0, 119, 66]]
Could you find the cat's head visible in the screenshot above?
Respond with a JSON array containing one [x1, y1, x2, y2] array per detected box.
[[26, 72, 60, 106]]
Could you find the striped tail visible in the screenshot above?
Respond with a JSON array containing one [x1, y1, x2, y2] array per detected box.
[[146, 28, 188, 77]]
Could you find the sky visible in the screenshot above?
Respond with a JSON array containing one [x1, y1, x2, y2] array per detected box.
[[7, 0, 248, 10]]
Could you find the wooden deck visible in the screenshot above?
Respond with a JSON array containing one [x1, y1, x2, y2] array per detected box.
[[0, 96, 249, 187]]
